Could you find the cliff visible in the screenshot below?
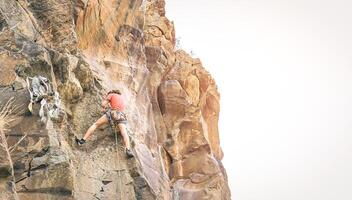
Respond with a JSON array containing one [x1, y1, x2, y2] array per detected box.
[[0, 0, 231, 199]]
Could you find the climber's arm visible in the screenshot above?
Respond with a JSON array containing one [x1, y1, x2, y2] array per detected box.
[[101, 93, 112, 111]]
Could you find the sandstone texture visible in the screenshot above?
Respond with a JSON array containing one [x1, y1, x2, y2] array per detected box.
[[0, 0, 231, 199]]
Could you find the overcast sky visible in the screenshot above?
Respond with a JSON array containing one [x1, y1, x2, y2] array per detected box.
[[166, 0, 352, 199]]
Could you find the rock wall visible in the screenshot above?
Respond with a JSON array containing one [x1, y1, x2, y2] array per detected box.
[[0, 0, 231, 199]]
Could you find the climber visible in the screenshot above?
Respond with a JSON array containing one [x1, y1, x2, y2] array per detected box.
[[75, 90, 134, 158]]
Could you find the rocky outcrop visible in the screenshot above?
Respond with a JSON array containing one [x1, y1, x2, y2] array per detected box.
[[0, 0, 230, 199]]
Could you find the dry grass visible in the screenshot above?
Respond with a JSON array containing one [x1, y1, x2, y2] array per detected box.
[[0, 97, 22, 200], [0, 97, 17, 132]]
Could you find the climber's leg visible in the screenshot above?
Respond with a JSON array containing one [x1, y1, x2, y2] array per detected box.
[[117, 123, 134, 158], [83, 115, 109, 140], [117, 123, 131, 149]]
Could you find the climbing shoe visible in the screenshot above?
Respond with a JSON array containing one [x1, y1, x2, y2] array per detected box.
[[125, 148, 134, 158], [75, 138, 86, 146]]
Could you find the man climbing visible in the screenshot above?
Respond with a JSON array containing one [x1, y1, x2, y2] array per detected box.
[[76, 90, 134, 158]]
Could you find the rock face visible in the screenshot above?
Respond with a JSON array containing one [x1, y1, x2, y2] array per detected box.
[[0, 0, 231, 199]]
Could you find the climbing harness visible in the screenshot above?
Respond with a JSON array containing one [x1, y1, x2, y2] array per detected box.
[[105, 108, 127, 126]]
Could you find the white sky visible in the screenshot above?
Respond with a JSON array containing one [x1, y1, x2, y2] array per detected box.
[[166, 0, 352, 199]]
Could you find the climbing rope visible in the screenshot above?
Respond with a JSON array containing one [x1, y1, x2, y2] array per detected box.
[[115, 132, 123, 200], [106, 108, 123, 200]]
